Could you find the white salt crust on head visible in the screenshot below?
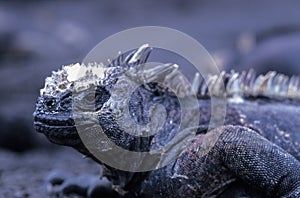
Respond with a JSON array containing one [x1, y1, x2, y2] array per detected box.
[[40, 63, 106, 96], [40, 44, 154, 97]]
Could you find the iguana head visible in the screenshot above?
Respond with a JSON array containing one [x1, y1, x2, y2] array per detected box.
[[33, 44, 186, 159], [33, 45, 154, 152]]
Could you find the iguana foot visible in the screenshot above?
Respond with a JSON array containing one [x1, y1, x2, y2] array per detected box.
[[45, 170, 121, 198]]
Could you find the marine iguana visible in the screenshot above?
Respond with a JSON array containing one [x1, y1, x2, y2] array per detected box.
[[33, 45, 300, 197]]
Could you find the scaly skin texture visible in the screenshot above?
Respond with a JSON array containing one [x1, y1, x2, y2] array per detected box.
[[34, 45, 300, 197]]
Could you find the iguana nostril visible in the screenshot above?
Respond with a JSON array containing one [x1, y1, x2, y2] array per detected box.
[[46, 98, 55, 107]]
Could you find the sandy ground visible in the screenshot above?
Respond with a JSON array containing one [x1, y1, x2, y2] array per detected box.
[[1, 0, 300, 197]]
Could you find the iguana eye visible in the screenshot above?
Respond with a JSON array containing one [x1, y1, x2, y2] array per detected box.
[[83, 93, 96, 105]]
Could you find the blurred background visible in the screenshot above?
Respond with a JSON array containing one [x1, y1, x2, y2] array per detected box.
[[0, 0, 300, 197]]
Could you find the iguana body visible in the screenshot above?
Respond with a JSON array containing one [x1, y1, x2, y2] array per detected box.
[[34, 45, 300, 197]]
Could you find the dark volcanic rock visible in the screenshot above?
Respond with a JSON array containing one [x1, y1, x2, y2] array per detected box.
[[221, 28, 300, 76]]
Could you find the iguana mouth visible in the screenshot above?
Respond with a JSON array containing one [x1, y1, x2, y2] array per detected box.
[[34, 120, 75, 132], [34, 115, 75, 127], [33, 114, 81, 145]]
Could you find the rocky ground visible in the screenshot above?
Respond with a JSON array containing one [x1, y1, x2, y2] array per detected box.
[[0, 148, 99, 198], [1, 0, 300, 197]]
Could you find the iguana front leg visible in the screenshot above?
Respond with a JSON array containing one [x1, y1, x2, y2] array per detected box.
[[176, 125, 300, 197]]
